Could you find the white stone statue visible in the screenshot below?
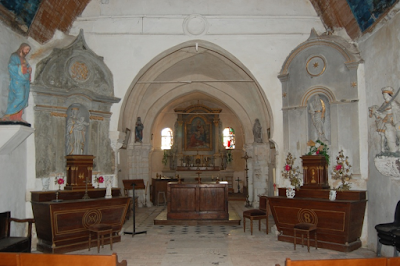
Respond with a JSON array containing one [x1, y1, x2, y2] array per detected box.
[[66, 107, 89, 155], [308, 95, 328, 142], [42, 178, 50, 191], [369, 86, 400, 153], [105, 176, 113, 198]]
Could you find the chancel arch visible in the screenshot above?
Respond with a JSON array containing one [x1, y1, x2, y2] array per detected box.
[[118, 40, 274, 206]]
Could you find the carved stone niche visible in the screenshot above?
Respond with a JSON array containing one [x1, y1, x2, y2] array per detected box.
[[31, 30, 120, 179]]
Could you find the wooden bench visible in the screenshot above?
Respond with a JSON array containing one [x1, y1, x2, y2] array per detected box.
[[0, 252, 127, 266], [284, 257, 397, 266]]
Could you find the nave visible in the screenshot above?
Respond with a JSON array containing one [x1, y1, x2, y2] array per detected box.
[[63, 202, 375, 266]]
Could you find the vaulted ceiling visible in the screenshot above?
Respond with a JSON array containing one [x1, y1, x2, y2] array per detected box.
[[0, 0, 398, 44]]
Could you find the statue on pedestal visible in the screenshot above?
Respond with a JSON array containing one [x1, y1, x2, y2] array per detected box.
[[135, 117, 144, 143]]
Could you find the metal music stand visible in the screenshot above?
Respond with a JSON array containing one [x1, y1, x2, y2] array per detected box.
[[123, 180, 147, 237]]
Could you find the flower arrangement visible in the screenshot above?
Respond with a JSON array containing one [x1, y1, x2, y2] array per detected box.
[[54, 175, 64, 190], [307, 139, 330, 165], [94, 175, 104, 188], [282, 152, 302, 190], [332, 150, 352, 191]]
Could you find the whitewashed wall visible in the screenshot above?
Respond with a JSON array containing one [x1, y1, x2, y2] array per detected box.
[[358, 6, 400, 255], [0, 22, 32, 236], [69, 0, 325, 186]]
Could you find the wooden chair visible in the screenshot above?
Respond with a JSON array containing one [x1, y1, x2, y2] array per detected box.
[[0, 211, 34, 253], [293, 223, 317, 252], [88, 224, 113, 253], [243, 196, 269, 235]]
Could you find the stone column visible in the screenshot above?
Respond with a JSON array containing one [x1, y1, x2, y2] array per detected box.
[[252, 142, 269, 207], [130, 143, 152, 206], [109, 131, 125, 187]]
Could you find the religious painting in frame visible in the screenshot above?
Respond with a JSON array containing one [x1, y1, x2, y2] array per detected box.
[[184, 116, 213, 151]]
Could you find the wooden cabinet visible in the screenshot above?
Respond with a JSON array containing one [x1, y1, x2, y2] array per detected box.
[[65, 155, 95, 190], [167, 182, 228, 220]]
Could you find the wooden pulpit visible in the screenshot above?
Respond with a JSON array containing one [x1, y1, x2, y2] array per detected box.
[[64, 155, 95, 190], [300, 155, 329, 189]]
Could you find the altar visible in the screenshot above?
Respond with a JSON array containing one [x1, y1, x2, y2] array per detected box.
[[31, 189, 129, 254], [154, 181, 240, 225], [268, 188, 366, 252]]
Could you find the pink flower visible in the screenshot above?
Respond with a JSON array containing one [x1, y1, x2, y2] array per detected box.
[[57, 178, 64, 185], [316, 150, 320, 155], [98, 176, 104, 183], [335, 165, 342, 171], [285, 164, 291, 171]]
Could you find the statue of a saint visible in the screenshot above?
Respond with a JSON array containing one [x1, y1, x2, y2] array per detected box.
[[105, 177, 112, 198], [253, 118, 262, 143], [135, 117, 144, 143], [308, 95, 328, 142], [369, 86, 400, 153], [1, 43, 32, 123], [66, 107, 89, 155]]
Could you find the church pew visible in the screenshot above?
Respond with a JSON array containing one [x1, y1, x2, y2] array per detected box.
[[285, 257, 387, 266], [0, 252, 127, 266]]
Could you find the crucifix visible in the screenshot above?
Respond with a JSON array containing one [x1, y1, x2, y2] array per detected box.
[[235, 177, 241, 193], [241, 152, 252, 207]]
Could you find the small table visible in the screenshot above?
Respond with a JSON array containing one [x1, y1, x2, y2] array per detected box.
[[88, 224, 113, 253]]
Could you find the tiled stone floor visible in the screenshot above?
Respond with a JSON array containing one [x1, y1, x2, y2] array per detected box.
[[69, 201, 375, 266]]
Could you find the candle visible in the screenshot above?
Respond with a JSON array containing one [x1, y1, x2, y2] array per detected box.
[[273, 168, 276, 184]]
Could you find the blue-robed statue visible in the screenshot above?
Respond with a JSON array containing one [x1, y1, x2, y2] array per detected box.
[[1, 43, 32, 123]]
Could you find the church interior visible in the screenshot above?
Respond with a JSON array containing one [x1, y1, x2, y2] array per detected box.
[[1, 0, 400, 265]]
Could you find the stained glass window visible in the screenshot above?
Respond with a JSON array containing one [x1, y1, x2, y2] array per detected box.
[[161, 128, 173, 150], [223, 127, 235, 149]]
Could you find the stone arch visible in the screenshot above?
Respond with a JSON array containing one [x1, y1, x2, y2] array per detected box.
[[301, 86, 336, 107], [119, 40, 273, 146]]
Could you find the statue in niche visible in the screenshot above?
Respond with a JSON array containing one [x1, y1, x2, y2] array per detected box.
[[369, 86, 400, 154], [135, 117, 144, 143], [308, 94, 329, 142], [1, 43, 32, 124], [253, 118, 263, 143], [66, 107, 89, 155]]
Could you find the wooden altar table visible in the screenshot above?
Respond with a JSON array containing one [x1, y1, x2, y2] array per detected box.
[[31, 189, 129, 254], [268, 188, 366, 252], [167, 182, 229, 220]]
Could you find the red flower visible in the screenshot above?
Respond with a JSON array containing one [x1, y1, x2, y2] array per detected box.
[[98, 176, 104, 183], [335, 164, 342, 171], [285, 164, 291, 171], [316, 150, 320, 155], [57, 178, 64, 185]]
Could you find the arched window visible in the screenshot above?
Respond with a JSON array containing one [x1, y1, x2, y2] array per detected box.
[[161, 128, 173, 150], [223, 127, 235, 149]]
